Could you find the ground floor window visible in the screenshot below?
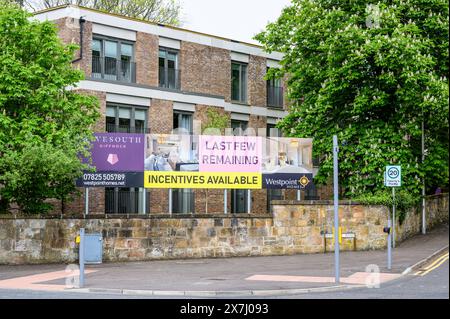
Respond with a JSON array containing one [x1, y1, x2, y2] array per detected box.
[[105, 187, 146, 214], [231, 189, 249, 213], [172, 189, 195, 214]]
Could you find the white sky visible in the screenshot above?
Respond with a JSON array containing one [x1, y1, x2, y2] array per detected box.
[[179, 0, 292, 45]]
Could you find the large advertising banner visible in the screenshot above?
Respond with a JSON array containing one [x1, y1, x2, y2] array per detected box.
[[77, 133, 314, 189]]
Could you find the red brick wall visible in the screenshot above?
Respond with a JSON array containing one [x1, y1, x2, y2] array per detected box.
[[54, 18, 92, 77], [149, 99, 173, 134], [248, 55, 267, 107], [136, 32, 158, 86], [180, 41, 231, 100]]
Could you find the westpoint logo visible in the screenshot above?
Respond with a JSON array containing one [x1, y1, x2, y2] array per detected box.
[[263, 174, 312, 189]]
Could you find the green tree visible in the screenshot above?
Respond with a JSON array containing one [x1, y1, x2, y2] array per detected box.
[[0, 1, 99, 213], [255, 0, 449, 200], [20, 0, 182, 26]]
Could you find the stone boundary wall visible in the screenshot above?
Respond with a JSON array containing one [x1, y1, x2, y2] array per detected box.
[[0, 194, 447, 264], [395, 193, 449, 242]]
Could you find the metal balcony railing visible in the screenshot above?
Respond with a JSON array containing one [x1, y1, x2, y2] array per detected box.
[[267, 85, 284, 108], [159, 67, 181, 90], [92, 56, 136, 83], [106, 124, 150, 134]]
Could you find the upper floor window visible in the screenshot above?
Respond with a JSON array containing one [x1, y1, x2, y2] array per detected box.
[[173, 111, 193, 134], [92, 37, 136, 83], [266, 68, 283, 108], [266, 123, 282, 138], [159, 47, 180, 90], [106, 103, 147, 133], [231, 62, 247, 103], [231, 120, 248, 136]]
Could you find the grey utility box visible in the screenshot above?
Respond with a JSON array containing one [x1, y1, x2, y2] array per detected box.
[[84, 233, 103, 264]]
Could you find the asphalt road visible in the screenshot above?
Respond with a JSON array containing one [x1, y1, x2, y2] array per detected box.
[[0, 254, 447, 299]]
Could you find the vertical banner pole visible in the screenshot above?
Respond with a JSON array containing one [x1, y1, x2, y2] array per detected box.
[[79, 228, 85, 288], [142, 188, 146, 215], [168, 189, 172, 215], [247, 190, 251, 214], [224, 189, 227, 214], [333, 135, 340, 283], [84, 188, 89, 216]]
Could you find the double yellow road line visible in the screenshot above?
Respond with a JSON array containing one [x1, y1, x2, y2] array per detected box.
[[414, 252, 449, 276]]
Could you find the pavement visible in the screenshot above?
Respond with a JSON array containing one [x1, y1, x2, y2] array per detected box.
[[0, 224, 448, 298]]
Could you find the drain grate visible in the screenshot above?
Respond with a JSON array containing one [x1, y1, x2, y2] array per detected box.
[[207, 278, 227, 281]]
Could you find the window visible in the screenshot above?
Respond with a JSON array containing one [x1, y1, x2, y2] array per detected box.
[[91, 36, 135, 82], [172, 111, 194, 213], [159, 47, 180, 89], [230, 120, 249, 213], [106, 104, 147, 133], [173, 111, 193, 134], [106, 187, 145, 214], [266, 123, 282, 138], [266, 68, 283, 108], [231, 120, 248, 136], [231, 62, 247, 103]]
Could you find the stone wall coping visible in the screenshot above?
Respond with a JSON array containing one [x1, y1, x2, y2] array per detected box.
[[0, 213, 273, 220], [273, 193, 448, 206], [272, 200, 368, 206], [425, 193, 449, 199]]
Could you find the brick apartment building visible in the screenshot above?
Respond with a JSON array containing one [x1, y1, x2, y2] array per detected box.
[[33, 5, 323, 216]]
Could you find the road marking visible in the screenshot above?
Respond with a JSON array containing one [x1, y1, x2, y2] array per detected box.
[[246, 272, 401, 285], [0, 269, 97, 291], [413, 252, 448, 276], [420, 255, 448, 276]]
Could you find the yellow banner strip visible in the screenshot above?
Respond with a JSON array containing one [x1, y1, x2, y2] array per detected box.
[[144, 171, 262, 189]]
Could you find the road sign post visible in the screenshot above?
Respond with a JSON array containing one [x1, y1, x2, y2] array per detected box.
[[384, 165, 401, 270], [333, 135, 340, 283]]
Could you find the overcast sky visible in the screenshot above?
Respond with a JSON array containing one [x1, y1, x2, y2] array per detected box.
[[180, 0, 292, 45]]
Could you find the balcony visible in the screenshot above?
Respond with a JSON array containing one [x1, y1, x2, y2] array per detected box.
[[92, 56, 136, 83], [267, 86, 284, 108], [159, 67, 181, 90]]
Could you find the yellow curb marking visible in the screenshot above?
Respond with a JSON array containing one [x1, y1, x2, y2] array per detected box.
[[414, 252, 449, 276]]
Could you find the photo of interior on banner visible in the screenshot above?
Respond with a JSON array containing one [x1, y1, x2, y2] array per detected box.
[[144, 134, 199, 172], [263, 137, 313, 174]]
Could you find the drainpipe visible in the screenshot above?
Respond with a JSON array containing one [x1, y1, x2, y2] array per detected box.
[[72, 17, 86, 63]]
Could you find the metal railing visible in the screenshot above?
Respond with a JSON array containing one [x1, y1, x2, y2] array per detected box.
[[92, 56, 136, 83], [267, 86, 284, 108], [159, 67, 181, 90], [106, 124, 150, 134]]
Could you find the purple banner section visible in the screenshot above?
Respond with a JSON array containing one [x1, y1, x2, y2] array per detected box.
[[84, 133, 144, 172]]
